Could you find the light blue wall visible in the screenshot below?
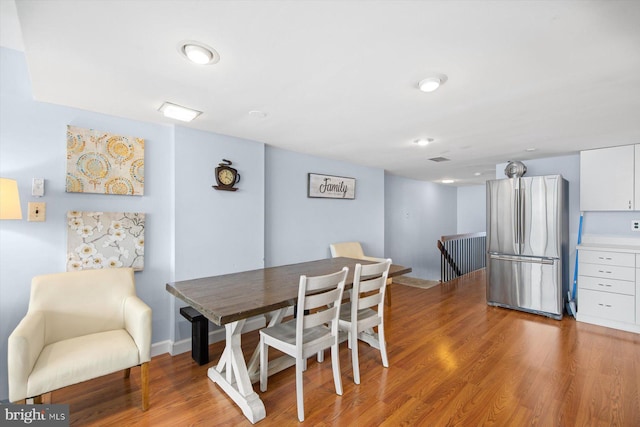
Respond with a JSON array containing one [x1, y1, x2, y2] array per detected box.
[[0, 48, 174, 400], [265, 146, 385, 266], [457, 185, 486, 234], [174, 127, 265, 279], [384, 173, 458, 280]]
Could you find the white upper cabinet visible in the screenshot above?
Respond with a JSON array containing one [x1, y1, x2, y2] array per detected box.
[[580, 145, 636, 211]]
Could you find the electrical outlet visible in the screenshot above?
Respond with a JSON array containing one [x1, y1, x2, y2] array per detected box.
[[32, 178, 44, 197], [28, 202, 46, 222], [632, 220, 640, 231]]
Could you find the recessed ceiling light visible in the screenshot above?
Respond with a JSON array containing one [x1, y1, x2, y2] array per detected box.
[[474, 172, 482, 176], [178, 40, 220, 65], [418, 73, 448, 92], [413, 138, 434, 146], [158, 102, 202, 122], [441, 179, 455, 184], [185, 45, 212, 64], [525, 148, 537, 152]]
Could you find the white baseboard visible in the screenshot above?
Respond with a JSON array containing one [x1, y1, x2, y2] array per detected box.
[[151, 315, 267, 358], [151, 340, 172, 357], [576, 313, 640, 334]]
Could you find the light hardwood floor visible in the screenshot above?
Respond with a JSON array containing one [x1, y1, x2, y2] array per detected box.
[[53, 269, 640, 426]]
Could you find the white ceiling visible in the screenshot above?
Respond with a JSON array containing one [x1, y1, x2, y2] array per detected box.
[[2, 0, 640, 185]]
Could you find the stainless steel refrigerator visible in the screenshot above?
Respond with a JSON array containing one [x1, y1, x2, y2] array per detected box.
[[486, 175, 569, 319]]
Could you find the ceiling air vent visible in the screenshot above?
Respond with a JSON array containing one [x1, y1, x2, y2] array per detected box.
[[428, 157, 450, 162]]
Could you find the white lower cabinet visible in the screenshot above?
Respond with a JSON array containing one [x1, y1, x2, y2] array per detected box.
[[577, 247, 639, 333], [578, 275, 636, 296], [578, 288, 635, 324]]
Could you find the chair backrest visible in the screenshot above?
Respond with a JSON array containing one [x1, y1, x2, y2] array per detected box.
[[329, 242, 365, 259], [296, 267, 348, 346], [352, 259, 392, 315], [29, 268, 136, 345]]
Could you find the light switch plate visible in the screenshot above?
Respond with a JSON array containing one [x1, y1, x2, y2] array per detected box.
[[632, 220, 640, 231], [28, 202, 46, 222]]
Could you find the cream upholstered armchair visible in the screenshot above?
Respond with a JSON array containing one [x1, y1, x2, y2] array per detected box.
[[8, 268, 152, 410], [329, 241, 394, 305]]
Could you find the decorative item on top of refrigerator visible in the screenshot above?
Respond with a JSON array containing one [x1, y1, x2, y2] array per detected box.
[[486, 164, 569, 319]]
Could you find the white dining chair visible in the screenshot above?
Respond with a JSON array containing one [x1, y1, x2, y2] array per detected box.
[[259, 267, 348, 422], [338, 259, 391, 384]]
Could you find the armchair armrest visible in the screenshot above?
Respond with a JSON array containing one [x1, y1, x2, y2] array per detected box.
[[124, 296, 152, 363], [8, 311, 45, 402]]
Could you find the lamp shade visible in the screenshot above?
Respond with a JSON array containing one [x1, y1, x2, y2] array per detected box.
[[0, 178, 22, 219]]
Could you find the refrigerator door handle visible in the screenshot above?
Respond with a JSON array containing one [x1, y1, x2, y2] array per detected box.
[[489, 253, 556, 265], [514, 187, 520, 245], [519, 183, 525, 249]]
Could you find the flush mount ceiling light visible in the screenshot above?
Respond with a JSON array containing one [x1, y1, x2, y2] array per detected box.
[[413, 138, 434, 146], [441, 179, 455, 184], [525, 148, 537, 152], [418, 73, 448, 92], [249, 110, 267, 118], [158, 102, 202, 122], [178, 40, 220, 65]]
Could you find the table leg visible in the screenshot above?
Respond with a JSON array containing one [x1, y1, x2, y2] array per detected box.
[[207, 320, 266, 424], [358, 328, 381, 349]]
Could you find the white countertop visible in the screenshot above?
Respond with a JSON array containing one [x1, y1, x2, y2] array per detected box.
[[578, 234, 640, 253]]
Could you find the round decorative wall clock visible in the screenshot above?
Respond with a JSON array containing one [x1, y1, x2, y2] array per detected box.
[[213, 159, 240, 191]]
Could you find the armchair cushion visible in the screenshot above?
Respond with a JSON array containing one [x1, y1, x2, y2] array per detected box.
[[27, 330, 139, 399]]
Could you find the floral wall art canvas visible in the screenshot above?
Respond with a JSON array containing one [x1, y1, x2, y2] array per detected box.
[[67, 211, 145, 271], [66, 125, 145, 195]]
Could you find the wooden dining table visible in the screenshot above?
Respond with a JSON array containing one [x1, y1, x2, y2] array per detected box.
[[166, 256, 411, 424]]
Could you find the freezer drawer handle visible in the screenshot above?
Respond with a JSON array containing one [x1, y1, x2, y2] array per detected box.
[[489, 254, 555, 265]]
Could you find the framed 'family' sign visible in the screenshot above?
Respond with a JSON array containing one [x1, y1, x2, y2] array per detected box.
[[308, 173, 355, 199]]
